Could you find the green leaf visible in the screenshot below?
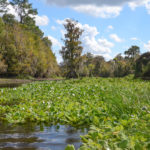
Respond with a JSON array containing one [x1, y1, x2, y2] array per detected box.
[[65, 145, 75, 150], [117, 140, 128, 148]]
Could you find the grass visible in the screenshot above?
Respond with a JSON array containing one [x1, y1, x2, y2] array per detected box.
[[0, 77, 150, 149]]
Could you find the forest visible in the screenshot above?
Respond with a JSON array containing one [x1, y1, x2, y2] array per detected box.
[[0, 0, 150, 79], [0, 0, 59, 78]]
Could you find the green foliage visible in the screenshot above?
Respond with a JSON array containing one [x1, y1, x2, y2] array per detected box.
[[124, 45, 140, 73], [0, 18, 58, 77], [65, 145, 75, 150], [0, 18, 5, 35], [0, 0, 58, 77], [135, 52, 150, 78], [10, 0, 37, 24], [113, 54, 130, 77], [124, 46, 140, 59], [2, 14, 16, 25], [60, 19, 83, 78], [0, 78, 149, 149], [73, 48, 141, 78], [0, 18, 8, 74], [0, 0, 8, 13]]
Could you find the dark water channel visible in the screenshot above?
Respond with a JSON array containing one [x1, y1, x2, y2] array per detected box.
[[0, 83, 23, 88], [0, 123, 87, 150]]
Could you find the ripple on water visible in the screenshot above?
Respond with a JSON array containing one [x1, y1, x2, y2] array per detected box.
[[0, 123, 87, 150]]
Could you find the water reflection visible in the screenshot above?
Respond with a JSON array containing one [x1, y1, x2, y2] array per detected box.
[[0, 83, 23, 88], [0, 123, 87, 150]]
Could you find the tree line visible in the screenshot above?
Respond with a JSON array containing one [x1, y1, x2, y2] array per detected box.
[[60, 19, 150, 79], [0, 1, 150, 79], [0, 0, 59, 78]]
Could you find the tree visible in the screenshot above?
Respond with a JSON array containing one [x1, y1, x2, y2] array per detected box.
[[113, 54, 129, 77], [0, 0, 8, 13], [93, 56, 105, 76], [10, 0, 37, 24], [0, 18, 7, 74], [2, 14, 16, 25], [0, 17, 58, 77], [135, 52, 150, 78], [124, 46, 140, 73], [84, 53, 94, 77], [42, 37, 52, 48], [124, 45, 140, 59], [60, 19, 83, 78], [0, 17, 5, 49], [0, 18, 4, 35]]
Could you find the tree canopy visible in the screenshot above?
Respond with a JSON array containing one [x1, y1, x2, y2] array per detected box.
[[0, 0, 8, 13], [60, 19, 83, 78], [135, 52, 150, 78], [0, 1, 59, 78], [10, 0, 37, 24]]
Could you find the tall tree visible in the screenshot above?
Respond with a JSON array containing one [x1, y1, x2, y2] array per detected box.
[[124, 45, 140, 59], [0, 18, 7, 74], [113, 54, 128, 77], [135, 52, 150, 78], [60, 19, 83, 78], [93, 56, 105, 76], [124, 45, 140, 73], [0, 0, 8, 13], [10, 0, 37, 24]]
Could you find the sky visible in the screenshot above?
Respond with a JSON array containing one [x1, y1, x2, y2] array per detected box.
[[7, 0, 150, 62]]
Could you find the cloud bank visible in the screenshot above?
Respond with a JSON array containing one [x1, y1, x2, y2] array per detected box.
[[45, 0, 150, 18]]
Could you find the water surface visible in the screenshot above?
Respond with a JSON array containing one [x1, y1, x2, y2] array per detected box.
[[0, 83, 23, 88], [0, 123, 87, 150]]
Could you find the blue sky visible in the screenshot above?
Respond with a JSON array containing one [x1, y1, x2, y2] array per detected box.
[[13, 0, 150, 62]]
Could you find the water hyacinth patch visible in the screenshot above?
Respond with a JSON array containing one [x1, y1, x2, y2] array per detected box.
[[0, 77, 150, 149]]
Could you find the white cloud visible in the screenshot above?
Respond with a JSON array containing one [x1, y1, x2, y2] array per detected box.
[[128, 0, 145, 10], [35, 15, 49, 26], [130, 37, 138, 41], [56, 19, 66, 25], [109, 34, 123, 42], [145, 0, 150, 14], [46, 0, 132, 7], [46, 0, 150, 18], [128, 0, 150, 14], [144, 40, 150, 51], [56, 19, 114, 59], [51, 26, 56, 30], [7, 4, 19, 19], [108, 25, 114, 30], [48, 36, 62, 48], [72, 5, 122, 18]]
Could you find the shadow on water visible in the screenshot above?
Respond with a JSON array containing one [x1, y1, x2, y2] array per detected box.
[[0, 83, 23, 88], [0, 122, 87, 150]]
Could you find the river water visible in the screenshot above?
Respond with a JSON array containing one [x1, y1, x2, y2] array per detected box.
[[0, 123, 87, 150]]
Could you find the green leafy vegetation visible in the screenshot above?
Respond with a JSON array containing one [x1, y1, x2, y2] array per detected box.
[[0, 1, 150, 149], [0, 0, 59, 78], [0, 77, 149, 149]]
